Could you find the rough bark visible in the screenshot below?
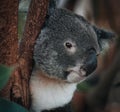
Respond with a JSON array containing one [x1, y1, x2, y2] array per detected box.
[[0, 0, 49, 109], [19, 0, 49, 108], [0, 0, 19, 99]]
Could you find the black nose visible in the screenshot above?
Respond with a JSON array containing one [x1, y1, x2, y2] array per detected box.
[[81, 50, 97, 76]]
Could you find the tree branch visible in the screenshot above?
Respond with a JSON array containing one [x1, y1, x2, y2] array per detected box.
[[17, 0, 49, 108]]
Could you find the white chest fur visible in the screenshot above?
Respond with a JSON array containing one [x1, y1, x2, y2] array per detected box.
[[30, 72, 77, 112]]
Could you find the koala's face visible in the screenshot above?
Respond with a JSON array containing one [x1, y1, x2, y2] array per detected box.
[[34, 9, 114, 83]]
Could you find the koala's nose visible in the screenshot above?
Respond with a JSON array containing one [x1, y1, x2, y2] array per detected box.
[[81, 50, 97, 76]]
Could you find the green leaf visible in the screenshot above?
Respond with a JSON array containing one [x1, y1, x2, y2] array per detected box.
[[0, 65, 13, 90], [77, 81, 92, 92], [0, 98, 28, 112]]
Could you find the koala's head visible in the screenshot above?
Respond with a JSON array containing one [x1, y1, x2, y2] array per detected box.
[[34, 0, 114, 83]]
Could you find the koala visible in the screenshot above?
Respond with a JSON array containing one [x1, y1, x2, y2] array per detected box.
[[30, 0, 114, 112]]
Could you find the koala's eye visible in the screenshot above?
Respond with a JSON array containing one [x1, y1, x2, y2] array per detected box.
[[64, 41, 76, 54], [65, 42, 72, 48]]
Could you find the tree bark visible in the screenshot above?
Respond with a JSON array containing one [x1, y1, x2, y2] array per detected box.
[[18, 0, 49, 108], [0, 0, 19, 99], [0, 0, 49, 109]]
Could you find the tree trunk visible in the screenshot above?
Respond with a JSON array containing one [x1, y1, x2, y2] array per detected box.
[[18, 0, 49, 108], [0, 0, 19, 99], [0, 0, 49, 109]]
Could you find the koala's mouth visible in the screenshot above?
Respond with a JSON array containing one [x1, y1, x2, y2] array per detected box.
[[65, 67, 87, 83]]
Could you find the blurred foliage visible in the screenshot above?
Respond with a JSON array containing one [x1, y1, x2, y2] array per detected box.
[[18, 0, 30, 39], [0, 98, 28, 112], [0, 65, 13, 90], [77, 81, 92, 92], [19, 0, 30, 12], [0, 65, 28, 112], [18, 12, 27, 39], [0, 65, 27, 112]]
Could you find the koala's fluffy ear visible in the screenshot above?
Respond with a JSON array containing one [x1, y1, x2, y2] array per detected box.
[[93, 26, 115, 50]]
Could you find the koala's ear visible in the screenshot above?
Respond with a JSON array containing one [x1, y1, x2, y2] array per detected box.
[[93, 26, 115, 50]]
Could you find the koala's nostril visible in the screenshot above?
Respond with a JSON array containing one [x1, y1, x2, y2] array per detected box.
[[64, 71, 70, 78]]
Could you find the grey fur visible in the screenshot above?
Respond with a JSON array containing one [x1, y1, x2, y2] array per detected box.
[[33, 8, 114, 80], [31, 1, 115, 112]]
